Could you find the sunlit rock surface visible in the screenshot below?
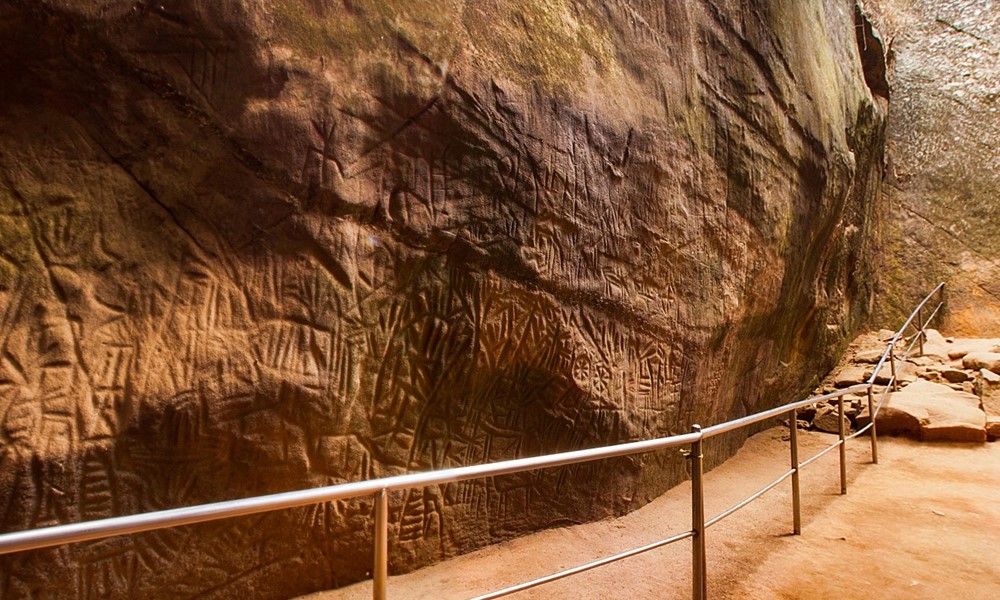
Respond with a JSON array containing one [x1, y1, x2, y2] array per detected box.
[[874, 0, 1000, 334], [0, 1, 886, 597]]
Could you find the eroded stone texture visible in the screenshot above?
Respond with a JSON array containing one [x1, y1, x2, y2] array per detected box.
[[0, 1, 886, 597], [870, 0, 1000, 334], [877, 379, 987, 442]]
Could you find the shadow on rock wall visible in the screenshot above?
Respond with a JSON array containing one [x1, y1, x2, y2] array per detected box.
[[0, 1, 886, 597]]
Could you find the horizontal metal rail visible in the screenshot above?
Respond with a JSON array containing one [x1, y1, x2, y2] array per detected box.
[[846, 420, 875, 441], [0, 430, 700, 556], [469, 530, 695, 600], [866, 282, 944, 387], [798, 439, 844, 469], [0, 385, 867, 558], [873, 384, 892, 418], [922, 302, 943, 334], [0, 283, 946, 600], [705, 468, 795, 528], [701, 385, 868, 439], [902, 330, 922, 359]]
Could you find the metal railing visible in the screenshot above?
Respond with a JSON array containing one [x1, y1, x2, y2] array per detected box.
[[0, 284, 946, 600]]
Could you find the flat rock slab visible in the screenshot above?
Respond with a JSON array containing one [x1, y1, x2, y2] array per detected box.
[[878, 380, 986, 443], [919, 328, 952, 360], [873, 359, 918, 386], [812, 403, 858, 433], [963, 352, 1000, 372], [921, 331, 1000, 362], [976, 369, 1000, 417], [833, 365, 870, 388], [940, 368, 970, 383], [854, 349, 885, 364]]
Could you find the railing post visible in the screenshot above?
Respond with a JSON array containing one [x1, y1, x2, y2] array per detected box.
[[889, 344, 899, 392], [939, 284, 946, 328], [838, 397, 847, 495], [917, 306, 925, 356], [690, 425, 707, 600], [867, 385, 878, 464], [374, 489, 388, 600], [788, 408, 801, 535]]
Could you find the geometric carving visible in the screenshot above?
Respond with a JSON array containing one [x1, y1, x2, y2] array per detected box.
[[0, 0, 886, 597]]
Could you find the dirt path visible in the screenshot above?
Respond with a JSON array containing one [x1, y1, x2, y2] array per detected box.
[[303, 428, 1000, 600]]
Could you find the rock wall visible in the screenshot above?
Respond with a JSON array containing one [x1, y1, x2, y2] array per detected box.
[[871, 0, 1000, 334], [0, 1, 886, 597]]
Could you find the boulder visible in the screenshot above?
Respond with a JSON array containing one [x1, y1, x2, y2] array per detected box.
[[834, 365, 870, 388], [974, 368, 1000, 416], [855, 389, 887, 429], [939, 338, 1000, 357], [963, 352, 1000, 372], [988, 418, 1000, 441], [816, 399, 860, 425], [877, 380, 986, 443], [854, 349, 886, 364], [908, 355, 935, 367], [856, 406, 872, 429], [922, 329, 949, 352], [917, 368, 941, 383], [873, 359, 918, 386], [795, 405, 818, 422], [946, 382, 975, 395], [813, 404, 844, 434], [941, 368, 970, 383]]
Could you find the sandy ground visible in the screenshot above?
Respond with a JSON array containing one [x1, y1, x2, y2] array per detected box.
[[302, 428, 1000, 600]]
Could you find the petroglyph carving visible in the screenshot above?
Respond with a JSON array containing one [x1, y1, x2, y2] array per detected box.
[[0, 0, 888, 597]]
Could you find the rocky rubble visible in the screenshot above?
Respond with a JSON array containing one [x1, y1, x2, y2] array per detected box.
[[797, 329, 1000, 442]]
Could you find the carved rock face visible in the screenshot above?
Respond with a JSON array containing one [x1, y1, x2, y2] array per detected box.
[[0, 1, 885, 597], [876, 0, 1000, 335]]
